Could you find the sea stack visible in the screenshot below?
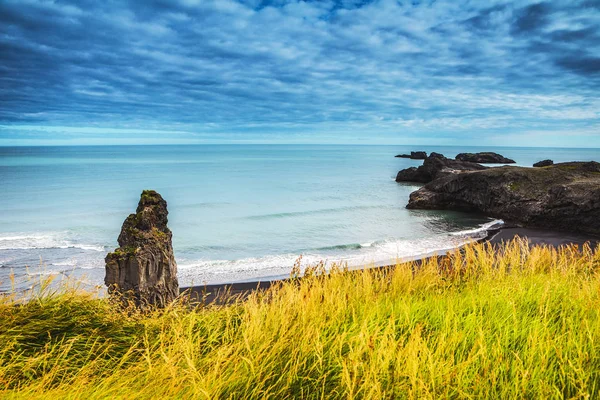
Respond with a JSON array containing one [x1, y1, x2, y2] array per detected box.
[[105, 190, 178, 307]]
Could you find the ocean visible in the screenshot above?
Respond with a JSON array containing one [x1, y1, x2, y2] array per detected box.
[[1, 145, 598, 293]]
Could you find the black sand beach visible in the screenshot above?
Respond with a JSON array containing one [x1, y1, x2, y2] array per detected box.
[[486, 227, 599, 248]]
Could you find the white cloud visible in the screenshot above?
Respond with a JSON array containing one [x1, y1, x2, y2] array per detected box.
[[0, 0, 598, 145]]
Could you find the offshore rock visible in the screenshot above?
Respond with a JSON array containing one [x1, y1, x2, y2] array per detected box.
[[395, 151, 428, 160], [429, 152, 445, 159], [395, 153, 487, 183], [407, 162, 600, 235], [105, 190, 178, 307], [533, 159, 554, 167], [455, 152, 516, 164]]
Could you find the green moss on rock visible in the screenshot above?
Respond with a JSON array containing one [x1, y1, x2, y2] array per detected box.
[[140, 190, 162, 205], [107, 246, 138, 260]]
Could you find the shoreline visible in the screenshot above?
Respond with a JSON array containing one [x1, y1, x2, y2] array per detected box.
[[182, 226, 600, 304]]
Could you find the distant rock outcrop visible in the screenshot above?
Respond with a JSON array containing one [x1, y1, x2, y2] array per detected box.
[[429, 152, 445, 159], [406, 162, 600, 235], [533, 159, 554, 167], [455, 152, 516, 164], [395, 153, 487, 183], [395, 151, 428, 160], [105, 190, 179, 307]]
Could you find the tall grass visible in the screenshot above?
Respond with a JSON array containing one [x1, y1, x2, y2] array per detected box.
[[2, 238, 600, 399]]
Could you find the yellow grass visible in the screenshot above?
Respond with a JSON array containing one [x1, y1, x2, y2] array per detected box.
[[1, 238, 600, 399]]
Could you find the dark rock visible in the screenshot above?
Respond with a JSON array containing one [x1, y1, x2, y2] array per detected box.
[[395, 151, 428, 159], [105, 190, 179, 307], [406, 162, 600, 235], [533, 159, 554, 167], [455, 152, 515, 164], [395, 153, 487, 183], [410, 151, 427, 159], [429, 152, 445, 158], [395, 167, 420, 181]]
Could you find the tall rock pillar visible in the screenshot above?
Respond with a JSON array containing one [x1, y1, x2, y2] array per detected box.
[[105, 190, 179, 307]]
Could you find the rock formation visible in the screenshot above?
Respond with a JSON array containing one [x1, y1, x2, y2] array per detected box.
[[455, 152, 515, 164], [395, 151, 428, 160], [395, 153, 487, 183], [533, 159, 554, 167], [105, 190, 179, 307], [429, 152, 445, 159], [406, 162, 600, 235]]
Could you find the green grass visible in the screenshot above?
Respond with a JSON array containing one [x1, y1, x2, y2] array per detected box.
[[2, 239, 600, 399]]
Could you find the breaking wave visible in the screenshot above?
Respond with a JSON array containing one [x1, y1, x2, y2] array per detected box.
[[0, 233, 105, 252], [177, 219, 504, 286]]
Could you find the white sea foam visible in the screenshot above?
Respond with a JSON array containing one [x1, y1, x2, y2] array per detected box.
[[26, 270, 63, 277], [0, 235, 43, 241], [0, 233, 105, 252], [1, 221, 506, 289], [177, 220, 505, 286], [449, 219, 504, 237]]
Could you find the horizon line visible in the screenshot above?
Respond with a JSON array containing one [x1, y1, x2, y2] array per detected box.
[[1, 143, 599, 150]]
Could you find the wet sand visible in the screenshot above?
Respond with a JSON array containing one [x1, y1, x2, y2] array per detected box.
[[486, 227, 599, 248]]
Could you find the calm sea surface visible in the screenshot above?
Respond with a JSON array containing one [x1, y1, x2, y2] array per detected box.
[[1, 145, 598, 292]]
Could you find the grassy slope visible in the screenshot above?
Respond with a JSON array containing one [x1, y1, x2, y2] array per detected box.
[[1, 239, 600, 399]]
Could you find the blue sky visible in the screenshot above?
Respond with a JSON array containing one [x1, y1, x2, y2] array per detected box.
[[0, 0, 599, 146]]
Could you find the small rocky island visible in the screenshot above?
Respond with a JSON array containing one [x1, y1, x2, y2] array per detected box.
[[395, 153, 486, 183], [455, 152, 515, 164], [395, 151, 428, 160], [105, 190, 179, 307], [405, 162, 600, 235]]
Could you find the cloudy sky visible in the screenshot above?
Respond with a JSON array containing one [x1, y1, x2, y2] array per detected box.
[[0, 0, 599, 146]]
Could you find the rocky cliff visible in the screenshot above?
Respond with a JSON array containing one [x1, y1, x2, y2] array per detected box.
[[407, 162, 600, 235], [105, 190, 179, 307]]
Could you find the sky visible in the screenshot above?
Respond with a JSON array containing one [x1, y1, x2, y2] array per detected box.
[[0, 0, 599, 146]]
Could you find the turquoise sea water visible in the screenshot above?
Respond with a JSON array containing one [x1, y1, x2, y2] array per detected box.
[[1, 145, 598, 292]]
